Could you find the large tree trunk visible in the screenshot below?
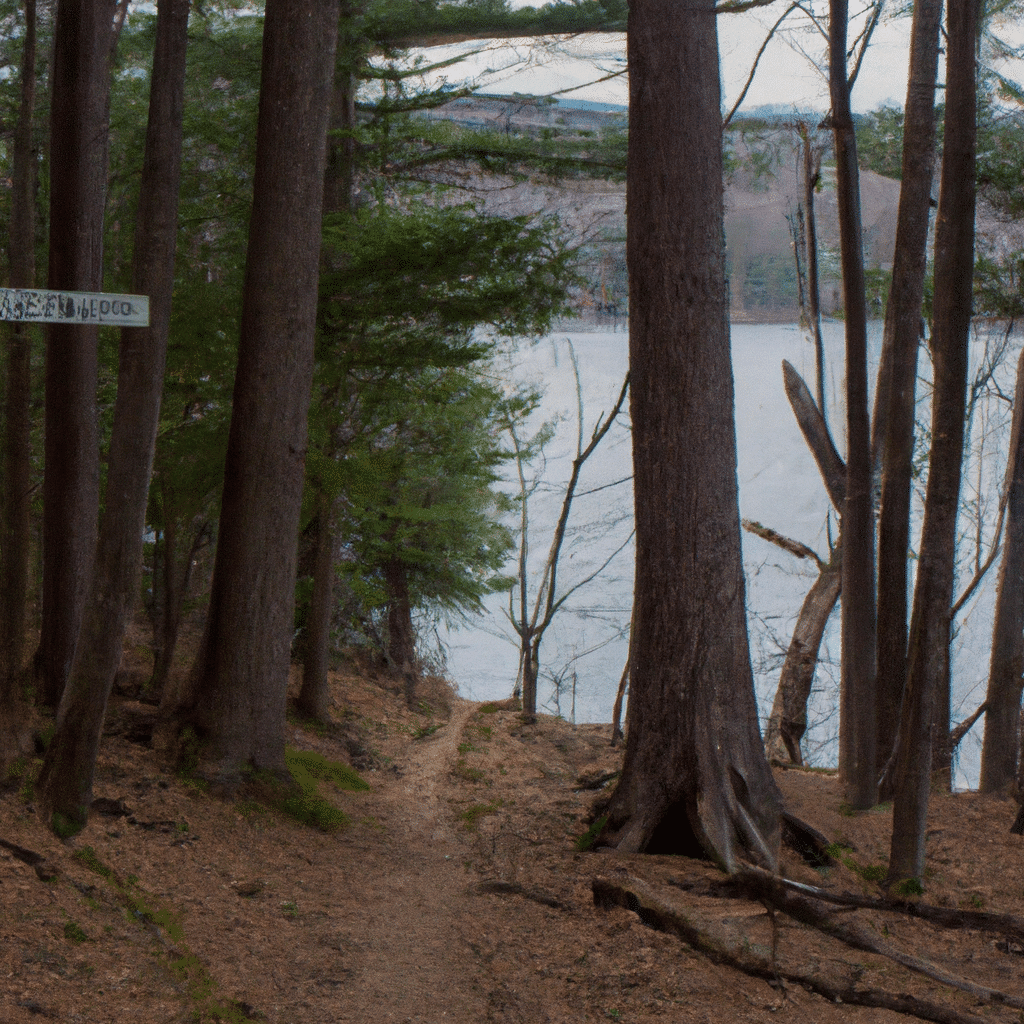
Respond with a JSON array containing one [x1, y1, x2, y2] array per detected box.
[[598, 0, 782, 870], [176, 0, 338, 784], [0, 0, 38, 760], [888, 0, 976, 883], [873, 0, 943, 782], [830, 0, 877, 810], [35, 0, 113, 709], [979, 347, 1024, 792], [37, 0, 190, 835]]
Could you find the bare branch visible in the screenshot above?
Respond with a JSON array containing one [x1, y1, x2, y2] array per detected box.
[[742, 519, 825, 568], [782, 360, 847, 509], [723, 3, 802, 127]]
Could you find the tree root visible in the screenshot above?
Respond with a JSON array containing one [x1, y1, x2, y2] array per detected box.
[[717, 865, 1024, 945], [723, 866, 1024, 1010], [593, 872, 997, 1024]]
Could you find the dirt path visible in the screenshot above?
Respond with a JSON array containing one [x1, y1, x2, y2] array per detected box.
[[324, 697, 489, 1023], [386, 698, 477, 840]]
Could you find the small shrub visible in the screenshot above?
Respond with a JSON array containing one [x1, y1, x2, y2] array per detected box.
[[63, 920, 88, 943]]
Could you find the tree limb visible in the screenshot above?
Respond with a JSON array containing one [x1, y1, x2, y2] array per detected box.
[[782, 360, 846, 509], [742, 519, 825, 568]]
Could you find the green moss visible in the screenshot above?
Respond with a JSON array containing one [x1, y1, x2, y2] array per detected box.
[[277, 790, 350, 833], [63, 920, 88, 943], [284, 748, 369, 792], [74, 846, 116, 882], [893, 877, 924, 897], [459, 800, 505, 830], [576, 814, 609, 852], [823, 842, 888, 884], [50, 809, 87, 840]]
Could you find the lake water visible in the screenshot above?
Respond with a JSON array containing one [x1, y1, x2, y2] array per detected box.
[[439, 320, 1013, 789]]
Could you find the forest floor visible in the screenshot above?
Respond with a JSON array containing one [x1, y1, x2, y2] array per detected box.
[[3, 652, 1024, 1024]]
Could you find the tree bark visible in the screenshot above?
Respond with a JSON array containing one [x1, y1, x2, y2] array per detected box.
[[36, 0, 190, 835], [0, 0, 38, 760], [797, 122, 827, 419], [888, 0, 976, 883], [383, 556, 418, 708], [177, 0, 339, 784], [873, 0, 942, 782], [297, 496, 338, 722], [830, 0, 877, 810], [598, 0, 782, 870], [980, 347, 1024, 792], [36, 0, 113, 709]]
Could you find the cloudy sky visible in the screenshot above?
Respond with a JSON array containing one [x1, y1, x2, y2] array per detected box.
[[405, 5, 1023, 115]]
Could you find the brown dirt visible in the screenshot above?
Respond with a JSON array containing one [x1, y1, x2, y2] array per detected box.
[[3, 660, 1024, 1024]]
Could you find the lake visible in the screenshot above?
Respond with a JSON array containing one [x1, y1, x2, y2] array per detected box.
[[439, 320, 1013, 789]]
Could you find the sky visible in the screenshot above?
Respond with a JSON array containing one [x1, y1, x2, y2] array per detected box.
[[406, 5, 1024, 115]]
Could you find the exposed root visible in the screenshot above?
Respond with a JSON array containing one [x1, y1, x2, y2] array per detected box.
[[593, 872, 996, 1024]]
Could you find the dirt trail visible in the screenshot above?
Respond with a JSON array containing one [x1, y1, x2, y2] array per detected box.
[[385, 698, 476, 840], [325, 697, 489, 1023]]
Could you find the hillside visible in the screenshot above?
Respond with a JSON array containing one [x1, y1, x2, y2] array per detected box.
[[4, 657, 1024, 1023], [422, 96, 904, 324]]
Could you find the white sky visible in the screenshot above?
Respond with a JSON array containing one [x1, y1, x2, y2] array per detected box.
[[406, 5, 1024, 115]]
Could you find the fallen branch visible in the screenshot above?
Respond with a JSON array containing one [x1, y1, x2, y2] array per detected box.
[[593, 872, 992, 1024]]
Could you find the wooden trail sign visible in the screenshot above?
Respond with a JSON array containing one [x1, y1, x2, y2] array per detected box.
[[0, 287, 150, 327]]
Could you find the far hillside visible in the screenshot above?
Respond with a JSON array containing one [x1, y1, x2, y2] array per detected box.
[[420, 95, 905, 324]]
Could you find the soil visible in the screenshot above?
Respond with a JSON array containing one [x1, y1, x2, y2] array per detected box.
[[3, 657, 1024, 1024]]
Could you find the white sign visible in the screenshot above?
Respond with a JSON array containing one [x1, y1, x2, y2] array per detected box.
[[0, 288, 150, 327]]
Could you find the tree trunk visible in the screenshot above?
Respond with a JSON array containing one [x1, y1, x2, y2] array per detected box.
[[598, 0, 782, 870], [873, 0, 942, 783], [37, 0, 190, 833], [521, 633, 539, 722], [0, 0, 38, 760], [888, 0, 976, 883], [830, 0, 878, 810], [297, 496, 338, 722], [152, 513, 209, 704], [383, 556, 419, 708], [36, 0, 113, 709], [980, 347, 1024, 792], [177, 0, 339, 784], [765, 536, 842, 764], [798, 123, 827, 419]]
